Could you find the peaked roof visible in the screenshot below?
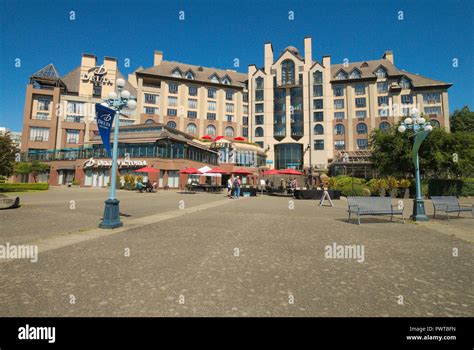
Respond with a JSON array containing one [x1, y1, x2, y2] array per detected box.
[[30, 63, 66, 88]]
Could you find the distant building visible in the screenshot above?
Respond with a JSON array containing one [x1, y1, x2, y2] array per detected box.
[[0, 126, 22, 149]]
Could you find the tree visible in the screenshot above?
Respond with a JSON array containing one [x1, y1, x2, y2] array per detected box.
[[0, 132, 16, 177], [450, 106, 474, 133], [14, 161, 50, 182]]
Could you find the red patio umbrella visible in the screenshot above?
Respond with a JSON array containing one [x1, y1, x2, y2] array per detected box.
[[179, 168, 202, 174], [278, 168, 304, 175], [234, 136, 245, 141], [134, 166, 160, 173], [201, 135, 212, 140], [213, 136, 225, 141], [262, 169, 280, 175], [206, 167, 229, 174]]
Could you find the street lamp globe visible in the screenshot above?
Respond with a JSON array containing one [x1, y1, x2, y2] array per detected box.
[[418, 117, 426, 124], [410, 107, 419, 117], [404, 117, 413, 124], [107, 91, 117, 100], [424, 124, 433, 132], [398, 125, 406, 133], [116, 78, 126, 88], [120, 90, 130, 99], [127, 99, 137, 110]]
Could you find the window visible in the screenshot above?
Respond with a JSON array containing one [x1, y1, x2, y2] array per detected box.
[[334, 99, 345, 109], [187, 111, 197, 118], [144, 107, 157, 115], [357, 139, 368, 150], [334, 112, 345, 120], [314, 124, 324, 135], [355, 98, 366, 108], [314, 139, 324, 150], [313, 71, 323, 84], [255, 90, 264, 101], [29, 127, 49, 141], [313, 85, 323, 97], [185, 71, 194, 80], [65, 115, 83, 123], [401, 94, 413, 104], [255, 127, 264, 137], [208, 101, 216, 111], [256, 77, 264, 90], [424, 106, 442, 115], [172, 69, 182, 78], [333, 85, 344, 96], [313, 112, 323, 122], [167, 109, 177, 117], [93, 85, 102, 96], [379, 122, 391, 132], [375, 67, 387, 79], [313, 99, 323, 109], [377, 81, 388, 93], [67, 101, 85, 114], [206, 124, 216, 135], [335, 140, 345, 150], [208, 88, 217, 98], [399, 77, 411, 89], [188, 99, 197, 109], [226, 90, 234, 101], [242, 127, 248, 137], [166, 121, 177, 129], [243, 92, 248, 102], [357, 123, 368, 134], [225, 103, 234, 113], [350, 69, 361, 79], [243, 116, 249, 125], [168, 83, 178, 94], [355, 83, 366, 95], [356, 110, 367, 119], [243, 105, 248, 114], [222, 76, 231, 85], [255, 103, 264, 113], [225, 126, 234, 137], [378, 96, 389, 106], [188, 86, 198, 96], [255, 115, 264, 125], [378, 107, 389, 117], [66, 129, 80, 144], [335, 71, 348, 80], [335, 124, 345, 135], [207, 113, 216, 120], [430, 120, 441, 128], [226, 115, 233, 122], [36, 113, 49, 120], [144, 93, 158, 104], [187, 123, 197, 134], [281, 60, 295, 84], [168, 96, 178, 106], [423, 92, 441, 103], [210, 75, 220, 83], [37, 98, 51, 111]]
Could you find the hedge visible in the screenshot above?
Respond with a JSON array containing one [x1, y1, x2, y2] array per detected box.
[[428, 178, 474, 197], [0, 182, 49, 192]]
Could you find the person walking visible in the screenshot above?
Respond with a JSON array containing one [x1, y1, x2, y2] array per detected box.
[[233, 176, 241, 199], [227, 176, 233, 198]]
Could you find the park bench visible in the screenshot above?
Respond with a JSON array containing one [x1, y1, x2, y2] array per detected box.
[[431, 196, 473, 220], [347, 196, 404, 225], [0, 195, 20, 210]]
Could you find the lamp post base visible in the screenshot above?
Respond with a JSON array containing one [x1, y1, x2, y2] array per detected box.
[[411, 198, 429, 221], [99, 198, 123, 229]]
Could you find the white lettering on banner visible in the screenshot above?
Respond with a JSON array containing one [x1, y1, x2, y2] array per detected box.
[[83, 157, 147, 169]]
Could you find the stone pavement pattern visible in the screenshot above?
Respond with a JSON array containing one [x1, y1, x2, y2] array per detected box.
[[0, 188, 473, 316]]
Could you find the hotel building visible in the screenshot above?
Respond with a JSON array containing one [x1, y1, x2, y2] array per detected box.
[[247, 37, 452, 171]]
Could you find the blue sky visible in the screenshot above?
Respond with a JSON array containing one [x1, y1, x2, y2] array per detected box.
[[1, 0, 473, 131]]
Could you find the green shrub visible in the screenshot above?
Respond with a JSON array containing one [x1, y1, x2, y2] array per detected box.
[[72, 180, 80, 186], [334, 175, 365, 188], [339, 184, 371, 197], [428, 178, 474, 197], [0, 182, 49, 192]]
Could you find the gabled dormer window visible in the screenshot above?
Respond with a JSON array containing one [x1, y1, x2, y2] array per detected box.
[[399, 76, 411, 89], [185, 71, 194, 80], [210, 74, 220, 83], [374, 67, 387, 79], [335, 70, 348, 80], [360, 62, 369, 68], [222, 75, 232, 85], [350, 69, 361, 79], [172, 68, 182, 78]]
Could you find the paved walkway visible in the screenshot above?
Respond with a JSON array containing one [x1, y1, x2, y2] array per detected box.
[[0, 188, 473, 316]]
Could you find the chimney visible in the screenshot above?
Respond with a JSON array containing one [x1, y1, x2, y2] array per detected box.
[[81, 53, 96, 68], [322, 55, 331, 69], [383, 51, 394, 64], [304, 37, 312, 69], [264, 42, 273, 74], [103, 56, 117, 72], [154, 50, 163, 66]]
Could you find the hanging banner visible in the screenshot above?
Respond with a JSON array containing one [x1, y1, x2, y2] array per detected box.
[[95, 103, 116, 157]]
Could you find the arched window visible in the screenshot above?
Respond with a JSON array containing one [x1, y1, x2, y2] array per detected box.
[[256, 77, 264, 90], [206, 124, 216, 136], [167, 121, 177, 129], [313, 71, 323, 84], [186, 123, 197, 134], [224, 126, 234, 137], [145, 119, 155, 124], [379, 121, 391, 132], [172, 69, 182, 78], [222, 76, 231, 85], [334, 124, 345, 135], [314, 124, 324, 135], [185, 71, 194, 80], [430, 119, 441, 128], [357, 123, 368, 134], [335, 70, 348, 80], [255, 127, 264, 137], [281, 60, 295, 85]]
